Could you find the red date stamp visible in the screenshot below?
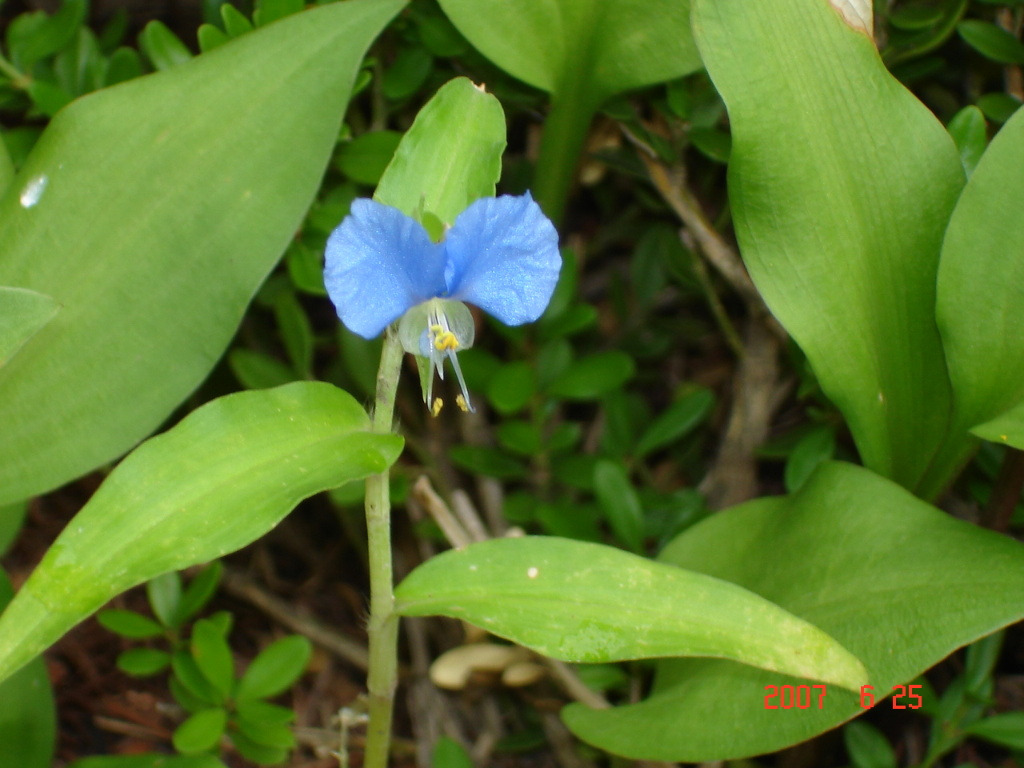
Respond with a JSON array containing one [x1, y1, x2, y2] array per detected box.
[[763, 684, 924, 710]]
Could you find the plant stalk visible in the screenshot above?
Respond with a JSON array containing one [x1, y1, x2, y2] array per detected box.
[[362, 325, 404, 768], [532, 74, 600, 228]]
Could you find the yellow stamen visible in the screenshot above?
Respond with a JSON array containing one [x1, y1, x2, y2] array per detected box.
[[455, 394, 470, 412], [431, 397, 444, 417], [433, 330, 460, 352]]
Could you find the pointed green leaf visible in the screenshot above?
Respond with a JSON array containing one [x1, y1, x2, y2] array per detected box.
[[957, 20, 1024, 65], [116, 647, 171, 676], [96, 609, 165, 639], [693, 0, 965, 492], [963, 713, 1024, 750], [137, 20, 193, 70], [0, 0, 405, 506], [937, 106, 1024, 450], [374, 77, 505, 225], [396, 536, 867, 690], [562, 462, 1024, 761], [0, 286, 59, 369], [147, 571, 183, 628], [592, 460, 644, 552], [946, 105, 987, 176], [5, 0, 86, 69], [174, 562, 223, 627], [236, 635, 311, 701], [191, 618, 235, 699], [0, 382, 402, 686], [173, 708, 228, 754]]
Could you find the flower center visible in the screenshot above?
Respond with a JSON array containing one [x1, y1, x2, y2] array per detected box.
[[398, 298, 476, 414]]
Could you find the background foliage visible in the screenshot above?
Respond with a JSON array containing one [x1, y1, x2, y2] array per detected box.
[[2, 0, 1024, 766]]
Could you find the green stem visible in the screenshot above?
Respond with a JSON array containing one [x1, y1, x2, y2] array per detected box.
[[533, 79, 601, 228], [0, 52, 33, 90], [362, 326, 404, 768]]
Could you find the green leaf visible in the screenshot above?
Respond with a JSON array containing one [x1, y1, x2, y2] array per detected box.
[[147, 571, 182, 628], [174, 562, 223, 627], [26, 80, 74, 118], [191, 618, 235, 699], [0, 0, 405, 506], [947, 105, 987, 177], [230, 728, 289, 765], [234, 716, 295, 749], [693, 0, 965, 493], [0, 571, 54, 768], [438, 0, 702, 222], [496, 421, 543, 455], [0, 502, 27, 558], [96, 609, 165, 639], [173, 651, 222, 706], [432, 736, 474, 768], [334, 130, 402, 186], [381, 45, 433, 101], [635, 387, 713, 457], [0, 286, 59, 369], [937, 106, 1024, 451], [963, 712, 1024, 749], [546, 351, 635, 400], [197, 23, 229, 52], [844, 720, 897, 768], [0, 382, 403, 686], [254, 0, 305, 27], [592, 460, 644, 552], [5, 0, 86, 68], [957, 20, 1024, 65], [562, 462, 1024, 761], [437, 0, 700, 98], [396, 536, 867, 689], [270, 289, 314, 379], [374, 77, 505, 225], [220, 4, 253, 38], [104, 47, 143, 86], [173, 708, 228, 754], [486, 361, 536, 414], [964, 630, 1002, 694], [228, 349, 297, 390], [137, 21, 193, 70], [236, 700, 295, 726], [783, 426, 836, 493], [116, 647, 171, 676], [448, 445, 528, 479], [236, 635, 311, 701], [976, 93, 1022, 124]]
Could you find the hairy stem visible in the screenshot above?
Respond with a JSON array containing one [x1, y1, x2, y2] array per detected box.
[[362, 326, 404, 768]]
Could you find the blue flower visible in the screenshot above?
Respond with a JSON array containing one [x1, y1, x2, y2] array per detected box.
[[324, 192, 561, 412]]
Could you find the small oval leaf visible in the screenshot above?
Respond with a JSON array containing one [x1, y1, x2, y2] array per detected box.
[[236, 635, 312, 701]]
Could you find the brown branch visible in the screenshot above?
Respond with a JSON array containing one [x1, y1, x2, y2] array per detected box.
[[219, 566, 369, 671]]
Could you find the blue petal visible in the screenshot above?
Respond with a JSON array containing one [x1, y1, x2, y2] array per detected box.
[[442, 192, 561, 326], [324, 199, 446, 339]]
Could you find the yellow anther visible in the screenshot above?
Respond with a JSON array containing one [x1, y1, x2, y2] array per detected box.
[[431, 397, 444, 417], [455, 394, 470, 412], [433, 330, 460, 352]]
